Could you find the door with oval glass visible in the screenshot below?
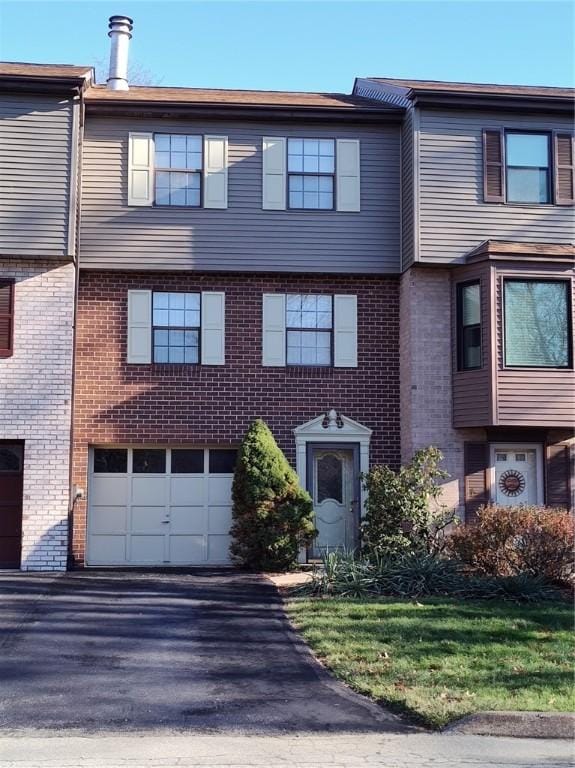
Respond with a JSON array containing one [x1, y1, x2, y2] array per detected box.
[[309, 445, 359, 558]]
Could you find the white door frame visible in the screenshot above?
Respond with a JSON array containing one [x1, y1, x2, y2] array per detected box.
[[489, 442, 544, 506], [293, 410, 372, 516]]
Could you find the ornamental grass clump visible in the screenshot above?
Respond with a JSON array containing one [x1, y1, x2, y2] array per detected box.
[[230, 419, 316, 571], [300, 550, 563, 602]]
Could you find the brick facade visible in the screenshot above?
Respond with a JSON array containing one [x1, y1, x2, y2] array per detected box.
[[399, 267, 484, 517], [0, 260, 75, 571], [71, 271, 400, 565]]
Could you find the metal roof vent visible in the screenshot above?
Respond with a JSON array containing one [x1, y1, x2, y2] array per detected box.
[[107, 15, 133, 91]]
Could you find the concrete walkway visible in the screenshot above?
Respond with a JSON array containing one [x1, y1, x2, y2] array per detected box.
[[0, 733, 573, 767]]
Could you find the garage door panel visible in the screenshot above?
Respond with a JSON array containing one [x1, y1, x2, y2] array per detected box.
[[207, 534, 232, 563], [130, 506, 167, 532], [170, 506, 207, 534], [89, 506, 127, 534], [131, 477, 166, 505], [208, 476, 233, 505], [91, 476, 128, 506], [208, 506, 232, 534], [130, 535, 165, 563], [89, 535, 127, 564], [88, 447, 235, 566], [170, 477, 204, 505], [169, 535, 205, 563]]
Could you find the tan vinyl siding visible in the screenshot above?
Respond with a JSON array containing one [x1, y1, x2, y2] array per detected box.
[[0, 94, 74, 258], [401, 105, 416, 270], [418, 110, 575, 263], [80, 117, 400, 273]]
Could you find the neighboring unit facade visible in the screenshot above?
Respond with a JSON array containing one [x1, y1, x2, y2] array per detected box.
[[356, 77, 575, 518], [0, 63, 90, 569]]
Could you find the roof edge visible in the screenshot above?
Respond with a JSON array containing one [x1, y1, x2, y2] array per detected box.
[[465, 240, 575, 264]]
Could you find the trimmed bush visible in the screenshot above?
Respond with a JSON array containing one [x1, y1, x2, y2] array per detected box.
[[361, 446, 455, 557], [448, 504, 574, 583], [230, 419, 316, 571]]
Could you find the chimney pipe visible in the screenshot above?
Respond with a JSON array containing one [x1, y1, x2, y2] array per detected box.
[[107, 15, 133, 91]]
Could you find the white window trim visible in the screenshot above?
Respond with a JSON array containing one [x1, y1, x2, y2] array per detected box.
[[488, 442, 544, 506]]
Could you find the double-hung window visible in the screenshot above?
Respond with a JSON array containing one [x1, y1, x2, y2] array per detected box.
[[286, 294, 333, 365], [288, 139, 335, 209], [154, 134, 202, 207], [457, 282, 482, 371], [503, 279, 571, 368], [152, 292, 200, 363], [506, 132, 551, 204]]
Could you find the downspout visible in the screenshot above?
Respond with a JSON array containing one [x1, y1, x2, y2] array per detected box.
[[66, 85, 85, 570]]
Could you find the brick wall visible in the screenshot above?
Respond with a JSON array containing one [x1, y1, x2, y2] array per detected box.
[[71, 271, 400, 565], [0, 260, 75, 571], [399, 267, 485, 515]]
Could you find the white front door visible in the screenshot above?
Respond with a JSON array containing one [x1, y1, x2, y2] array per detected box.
[[311, 448, 357, 556], [492, 446, 540, 506]]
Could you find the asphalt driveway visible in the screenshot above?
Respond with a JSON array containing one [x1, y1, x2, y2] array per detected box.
[[0, 570, 411, 734]]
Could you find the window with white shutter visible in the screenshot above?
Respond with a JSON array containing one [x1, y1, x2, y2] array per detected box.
[[127, 290, 225, 365], [128, 133, 228, 208], [262, 293, 357, 368]]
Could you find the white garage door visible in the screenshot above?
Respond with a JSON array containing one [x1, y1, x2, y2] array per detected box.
[[87, 447, 236, 566]]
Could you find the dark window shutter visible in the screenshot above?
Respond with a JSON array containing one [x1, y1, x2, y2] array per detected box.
[[464, 442, 489, 522], [0, 280, 14, 358], [483, 129, 505, 203], [554, 133, 575, 205], [545, 443, 572, 510]]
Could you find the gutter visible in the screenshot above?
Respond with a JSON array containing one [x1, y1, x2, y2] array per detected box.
[[84, 101, 405, 123], [407, 90, 574, 115]]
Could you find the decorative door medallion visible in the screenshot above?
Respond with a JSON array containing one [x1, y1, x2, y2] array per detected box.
[[493, 449, 538, 506]]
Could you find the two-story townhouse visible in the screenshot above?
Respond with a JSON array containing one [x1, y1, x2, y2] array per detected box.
[[355, 77, 575, 519], [0, 63, 91, 569], [67, 17, 405, 568]]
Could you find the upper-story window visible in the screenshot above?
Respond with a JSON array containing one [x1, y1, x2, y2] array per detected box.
[[483, 128, 574, 206], [152, 291, 200, 363], [287, 139, 335, 210], [503, 279, 572, 368], [286, 294, 333, 365], [128, 133, 227, 209], [154, 134, 202, 207], [457, 281, 481, 371], [506, 133, 551, 204]]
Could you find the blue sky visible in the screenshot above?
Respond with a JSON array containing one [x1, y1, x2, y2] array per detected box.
[[0, 1, 573, 92]]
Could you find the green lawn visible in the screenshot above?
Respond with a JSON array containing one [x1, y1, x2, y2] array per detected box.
[[287, 597, 575, 728]]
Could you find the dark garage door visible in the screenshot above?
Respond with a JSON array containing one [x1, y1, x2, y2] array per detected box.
[[0, 444, 23, 568]]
